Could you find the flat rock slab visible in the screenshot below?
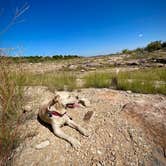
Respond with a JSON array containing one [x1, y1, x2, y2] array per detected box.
[[121, 101, 166, 147]]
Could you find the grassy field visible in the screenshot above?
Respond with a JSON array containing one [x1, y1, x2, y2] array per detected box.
[[84, 72, 111, 88], [84, 68, 166, 95], [8, 67, 166, 94], [13, 71, 77, 91]]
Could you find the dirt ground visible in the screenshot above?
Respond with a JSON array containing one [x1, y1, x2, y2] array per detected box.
[[11, 87, 166, 166]]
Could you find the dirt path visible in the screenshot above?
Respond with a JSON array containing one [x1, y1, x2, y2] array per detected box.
[[12, 87, 166, 166]]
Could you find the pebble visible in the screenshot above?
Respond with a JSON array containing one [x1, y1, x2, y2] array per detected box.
[[127, 90, 132, 94], [22, 105, 32, 113], [97, 150, 102, 155]]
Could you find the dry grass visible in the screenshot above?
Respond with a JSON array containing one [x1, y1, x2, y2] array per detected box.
[[0, 57, 24, 165]]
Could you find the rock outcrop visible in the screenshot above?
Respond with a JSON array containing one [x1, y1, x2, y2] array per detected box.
[[11, 87, 166, 166]]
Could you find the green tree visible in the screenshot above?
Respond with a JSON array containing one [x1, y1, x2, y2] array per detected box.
[[145, 41, 162, 52], [122, 49, 131, 54]]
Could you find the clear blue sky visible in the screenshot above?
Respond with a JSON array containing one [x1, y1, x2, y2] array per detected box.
[[0, 0, 166, 56]]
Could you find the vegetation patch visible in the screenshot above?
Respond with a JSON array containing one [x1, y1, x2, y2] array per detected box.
[[1, 55, 80, 63], [117, 68, 166, 94], [84, 72, 112, 88], [13, 71, 77, 91], [0, 58, 24, 165], [83, 68, 166, 94]]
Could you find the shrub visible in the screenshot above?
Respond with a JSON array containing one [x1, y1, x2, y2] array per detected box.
[[122, 49, 131, 54], [145, 41, 162, 52]]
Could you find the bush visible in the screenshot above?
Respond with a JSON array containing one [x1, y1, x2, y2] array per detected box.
[[122, 49, 131, 54], [145, 41, 162, 52]]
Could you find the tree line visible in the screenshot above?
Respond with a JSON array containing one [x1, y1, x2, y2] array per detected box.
[[0, 54, 80, 63], [122, 40, 166, 54]]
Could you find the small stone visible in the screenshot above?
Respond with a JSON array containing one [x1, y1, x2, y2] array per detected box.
[[35, 140, 50, 149], [83, 111, 94, 121], [22, 105, 32, 113], [97, 150, 102, 155], [109, 133, 113, 138], [111, 150, 116, 156]]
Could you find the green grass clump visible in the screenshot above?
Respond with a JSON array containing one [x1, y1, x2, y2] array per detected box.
[[84, 72, 111, 88]]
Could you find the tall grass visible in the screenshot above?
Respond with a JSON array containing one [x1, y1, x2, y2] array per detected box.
[[13, 71, 77, 91], [117, 79, 166, 94], [83, 68, 166, 94], [84, 72, 111, 88], [117, 68, 166, 82], [0, 57, 24, 165], [117, 68, 166, 94]]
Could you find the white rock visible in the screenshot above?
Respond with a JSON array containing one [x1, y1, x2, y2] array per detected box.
[[127, 90, 132, 94], [22, 105, 32, 112], [97, 150, 102, 155], [35, 140, 50, 149]]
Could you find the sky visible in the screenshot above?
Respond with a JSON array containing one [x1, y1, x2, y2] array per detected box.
[[0, 0, 166, 56]]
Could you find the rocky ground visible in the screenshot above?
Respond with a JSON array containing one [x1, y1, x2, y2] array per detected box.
[[10, 50, 166, 74], [11, 87, 166, 166]]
